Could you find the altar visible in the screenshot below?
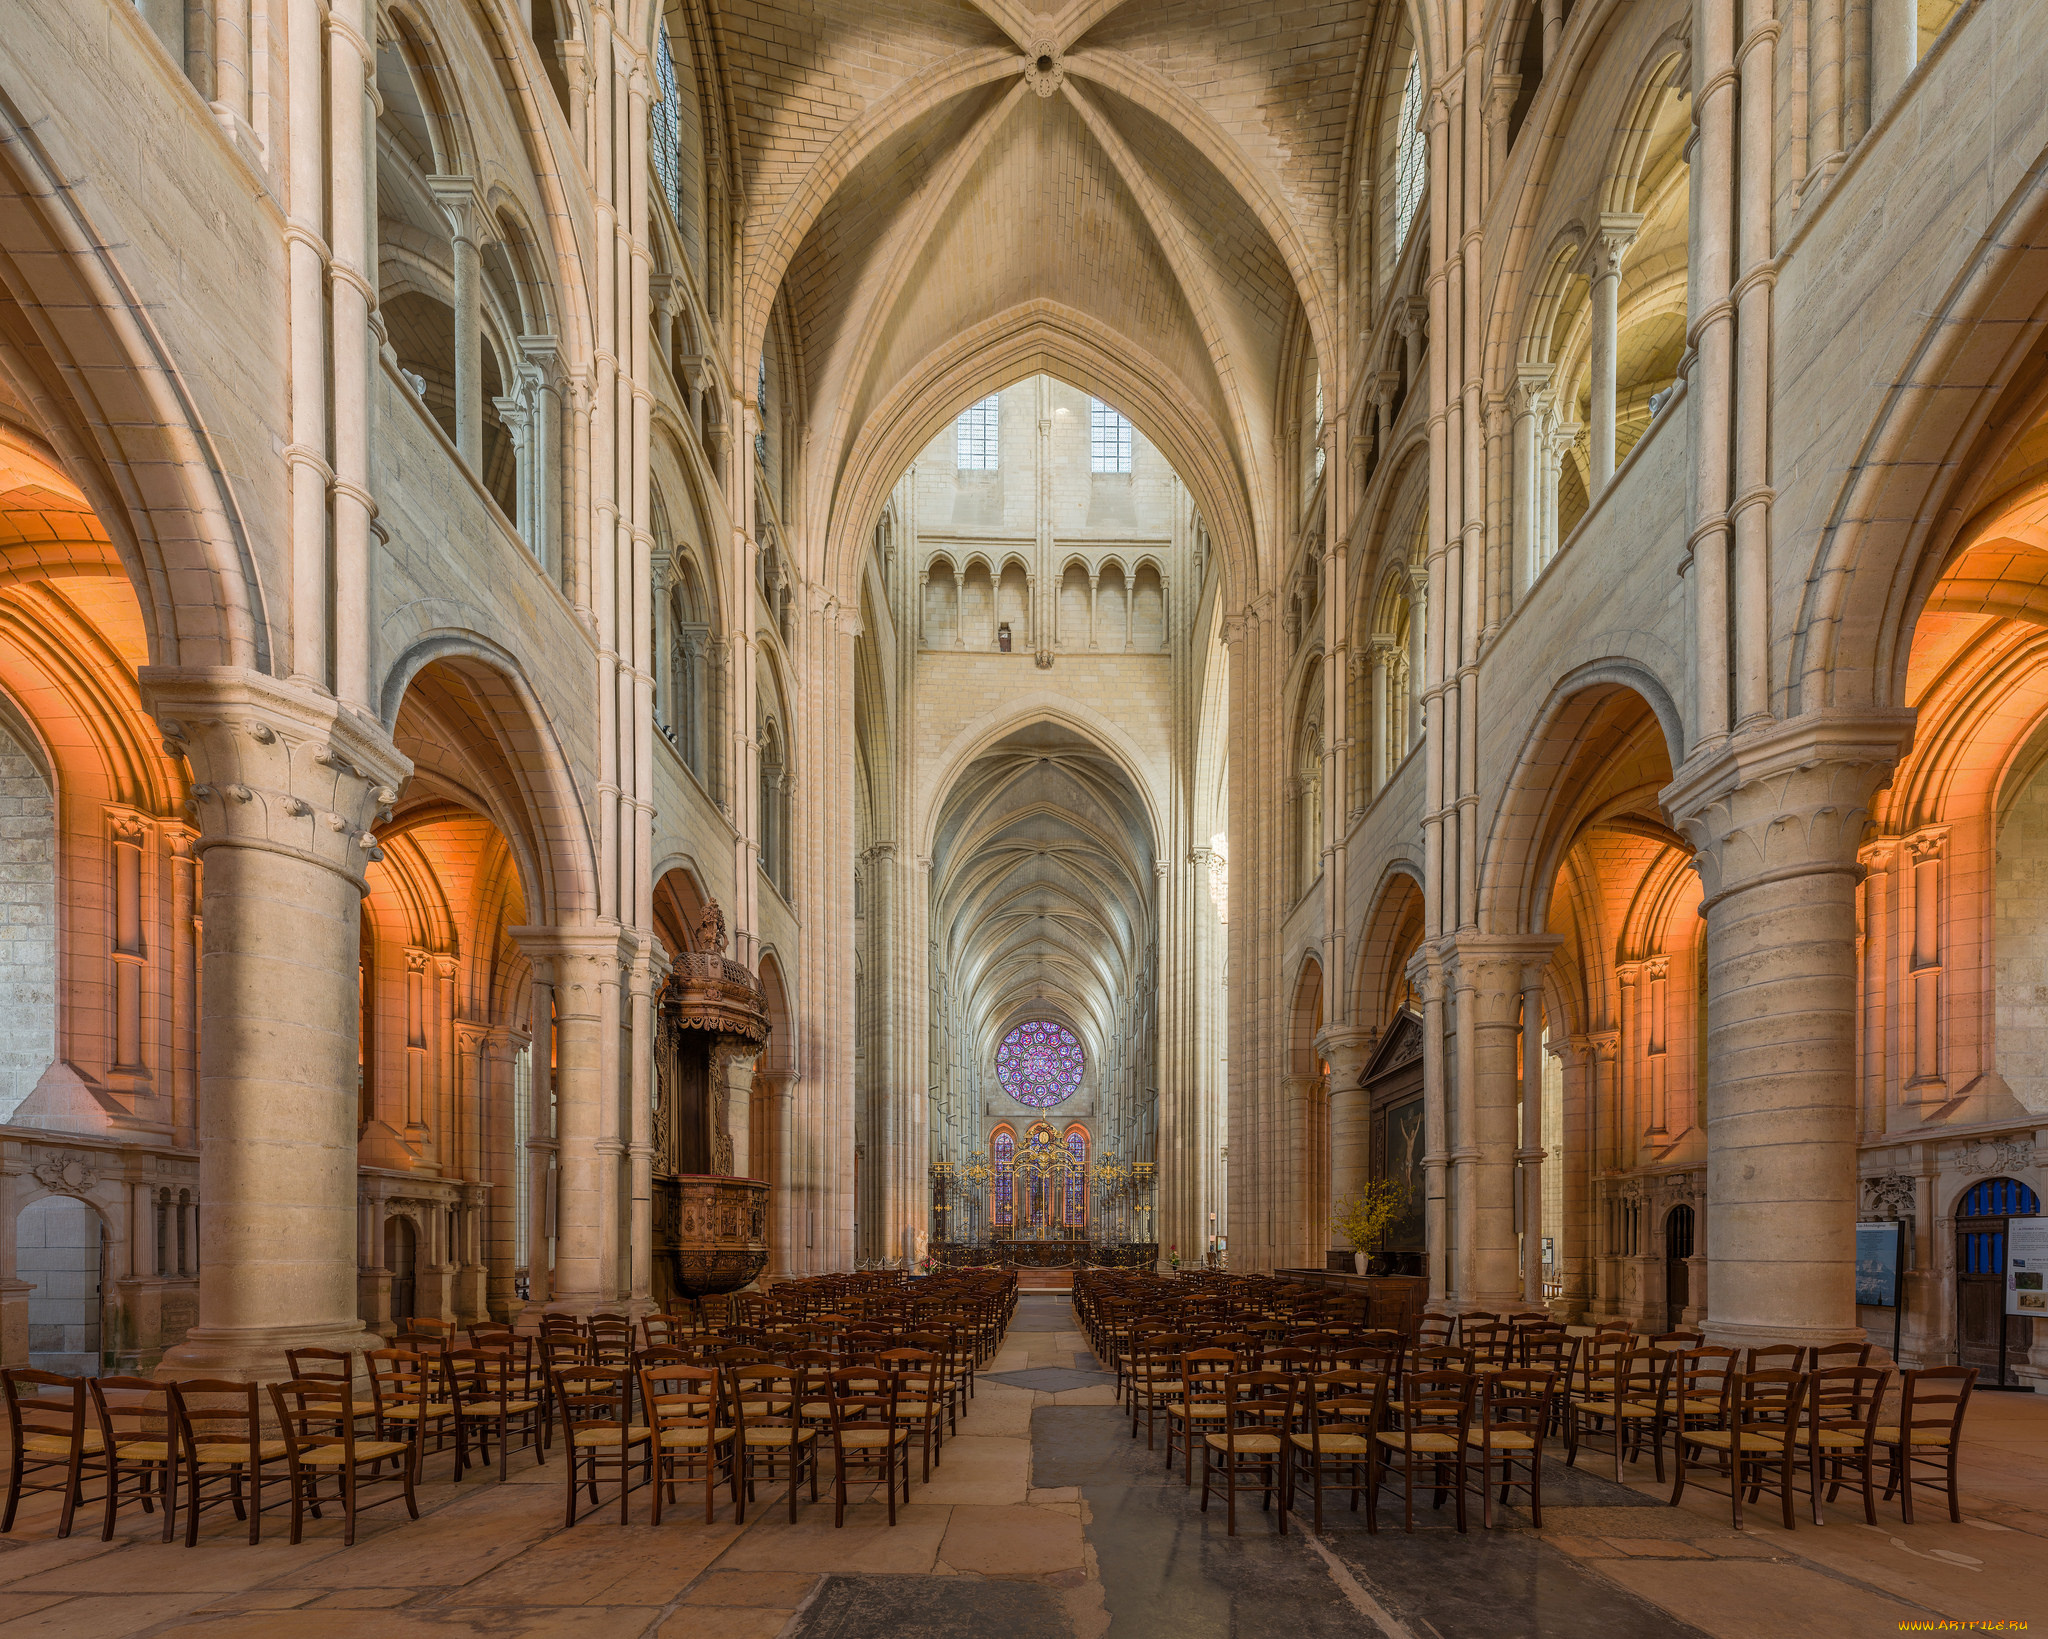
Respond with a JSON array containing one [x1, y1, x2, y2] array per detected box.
[[933, 1240, 1158, 1271]]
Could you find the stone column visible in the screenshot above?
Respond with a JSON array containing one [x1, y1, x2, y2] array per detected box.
[[507, 926, 629, 1315], [1413, 951, 1450, 1305], [627, 950, 656, 1309], [143, 670, 410, 1378], [1321, 1029, 1376, 1234], [1518, 965, 1546, 1304], [431, 178, 485, 466], [1512, 373, 1550, 587], [1664, 713, 1910, 1349], [1450, 935, 1559, 1311], [1588, 216, 1640, 492], [524, 967, 555, 1305], [1554, 1034, 1594, 1316], [1588, 1031, 1620, 1312]]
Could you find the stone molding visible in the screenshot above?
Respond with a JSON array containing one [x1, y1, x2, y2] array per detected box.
[[1444, 933, 1562, 1025], [142, 667, 411, 890], [1660, 711, 1914, 911]]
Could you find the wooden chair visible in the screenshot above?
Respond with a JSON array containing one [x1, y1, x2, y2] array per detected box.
[[88, 1376, 179, 1543], [1670, 1370, 1808, 1530], [1166, 1347, 1237, 1486], [1744, 1343, 1805, 1375], [284, 1348, 377, 1432], [1417, 1312, 1454, 1348], [269, 1379, 417, 1545], [449, 1347, 545, 1483], [825, 1366, 909, 1528], [876, 1348, 943, 1480], [1649, 1329, 1705, 1355], [732, 1364, 819, 1524], [643, 1363, 740, 1525], [588, 1316, 635, 1371], [1810, 1341, 1875, 1373], [1374, 1368, 1475, 1533], [1288, 1371, 1386, 1535], [1649, 1346, 1737, 1480], [1878, 1366, 1976, 1524], [641, 1312, 691, 1349], [1, 1369, 101, 1539], [1199, 1371, 1293, 1536], [1802, 1365, 1890, 1524], [166, 1380, 289, 1545], [1128, 1333, 1190, 1450], [1468, 1369, 1554, 1529], [1567, 1346, 1665, 1483], [551, 1364, 650, 1527], [367, 1349, 458, 1466]]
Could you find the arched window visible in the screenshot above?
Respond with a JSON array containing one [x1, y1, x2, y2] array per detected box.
[[1296, 709, 1324, 897], [991, 1126, 1016, 1229], [995, 1021, 1084, 1109], [652, 23, 683, 223], [759, 716, 789, 897], [1064, 1126, 1088, 1230], [1392, 57, 1426, 258]]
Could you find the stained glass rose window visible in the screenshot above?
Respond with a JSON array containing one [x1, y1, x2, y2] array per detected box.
[[995, 1021, 1084, 1108]]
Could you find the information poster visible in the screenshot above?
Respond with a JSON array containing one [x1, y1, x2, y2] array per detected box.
[[2008, 1218, 2048, 1319], [1855, 1220, 1902, 1307]]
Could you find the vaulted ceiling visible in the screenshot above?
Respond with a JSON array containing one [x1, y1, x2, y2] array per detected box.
[[713, 0, 1370, 574], [929, 721, 1154, 1077]]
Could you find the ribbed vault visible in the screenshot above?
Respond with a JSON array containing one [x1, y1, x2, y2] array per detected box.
[[930, 721, 1154, 1082]]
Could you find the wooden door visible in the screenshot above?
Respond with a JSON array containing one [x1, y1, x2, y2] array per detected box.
[[385, 1216, 418, 1330], [1956, 1177, 2039, 1374], [1664, 1205, 1694, 1332]]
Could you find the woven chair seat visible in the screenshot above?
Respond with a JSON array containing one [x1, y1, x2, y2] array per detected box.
[[380, 1403, 455, 1420], [569, 1425, 652, 1448], [1167, 1403, 1229, 1419], [1685, 1429, 1789, 1453], [659, 1427, 736, 1447], [302, 1441, 411, 1465], [191, 1441, 289, 1463], [1204, 1432, 1282, 1453], [1375, 1430, 1459, 1454], [1572, 1397, 1656, 1418], [461, 1400, 539, 1417], [836, 1427, 909, 1449], [1464, 1430, 1535, 1450], [1875, 1427, 1955, 1447], [1810, 1428, 1872, 1450], [742, 1426, 816, 1447], [739, 1400, 792, 1418], [1290, 1431, 1372, 1453], [111, 1440, 172, 1461], [20, 1431, 103, 1457]]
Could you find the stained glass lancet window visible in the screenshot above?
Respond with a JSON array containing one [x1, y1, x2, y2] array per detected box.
[[1065, 1127, 1088, 1229], [1392, 57, 1426, 259], [995, 1021, 1084, 1108], [652, 25, 682, 223], [992, 1127, 1015, 1227]]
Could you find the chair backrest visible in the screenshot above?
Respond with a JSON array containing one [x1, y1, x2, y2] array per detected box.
[[1521, 1331, 1577, 1376], [367, 1348, 437, 1418], [2, 1368, 84, 1456], [168, 1379, 261, 1457], [1301, 1370, 1387, 1446], [1576, 1331, 1628, 1393], [642, 1362, 722, 1436], [1807, 1366, 1890, 1438], [1745, 1343, 1805, 1374], [1181, 1345, 1238, 1385], [1729, 1370, 1807, 1450], [1810, 1340, 1874, 1373], [1897, 1366, 1976, 1445], [1604, 1346, 1667, 1405], [1410, 1343, 1473, 1374], [1221, 1370, 1294, 1436], [392, 1331, 450, 1358], [551, 1362, 633, 1437], [88, 1375, 170, 1450], [633, 1346, 689, 1372], [588, 1319, 634, 1366], [448, 1346, 520, 1408], [1482, 1368, 1555, 1440], [1398, 1369, 1475, 1438], [826, 1365, 897, 1436], [269, 1378, 358, 1465], [1418, 1312, 1454, 1346], [1462, 1320, 1511, 1365], [1649, 1329, 1705, 1354], [285, 1347, 355, 1390]]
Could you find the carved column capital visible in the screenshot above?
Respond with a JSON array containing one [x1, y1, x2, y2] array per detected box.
[[143, 667, 411, 890], [1661, 711, 1914, 912]]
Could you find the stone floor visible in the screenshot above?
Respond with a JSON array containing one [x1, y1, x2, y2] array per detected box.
[[0, 1296, 2040, 1637]]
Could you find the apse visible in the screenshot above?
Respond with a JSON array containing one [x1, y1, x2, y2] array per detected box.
[[926, 721, 1158, 1190]]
